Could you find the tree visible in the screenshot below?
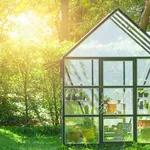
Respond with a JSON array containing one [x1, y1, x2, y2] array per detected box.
[[60, 0, 69, 42], [139, 0, 150, 31]]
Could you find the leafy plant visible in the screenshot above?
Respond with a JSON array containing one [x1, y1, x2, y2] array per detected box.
[[144, 90, 149, 97], [138, 89, 144, 97]]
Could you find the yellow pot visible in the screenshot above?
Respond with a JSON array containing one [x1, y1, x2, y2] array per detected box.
[[83, 128, 95, 142], [107, 103, 116, 113]]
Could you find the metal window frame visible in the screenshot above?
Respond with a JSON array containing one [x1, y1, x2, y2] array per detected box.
[[62, 57, 150, 145], [61, 7, 150, 146]]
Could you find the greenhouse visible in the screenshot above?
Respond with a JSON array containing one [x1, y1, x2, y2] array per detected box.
[[61, 9, 150, 144]]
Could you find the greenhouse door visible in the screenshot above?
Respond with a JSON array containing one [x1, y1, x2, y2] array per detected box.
[[100, 58, 135, 143]]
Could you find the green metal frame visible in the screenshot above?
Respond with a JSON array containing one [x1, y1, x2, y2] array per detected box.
[[61, 8, 150, 145], [62, 57, 150, 145]]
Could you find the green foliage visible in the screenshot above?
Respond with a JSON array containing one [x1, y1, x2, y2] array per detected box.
[[0, 39, 73, 126], [68, 0, 145, 41], [0, 0, 148, 126], [1, 126, 60, 136]]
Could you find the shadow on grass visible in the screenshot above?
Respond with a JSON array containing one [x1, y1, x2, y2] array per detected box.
[[0, 128, 60, 150], [0, 129, 23, 150]]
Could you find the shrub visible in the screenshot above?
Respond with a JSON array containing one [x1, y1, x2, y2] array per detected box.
[[1, 126, 61, 137]]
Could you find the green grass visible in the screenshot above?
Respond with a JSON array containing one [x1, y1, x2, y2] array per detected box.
[[0, 128, 60, 150], [0, 127, 150, 150]]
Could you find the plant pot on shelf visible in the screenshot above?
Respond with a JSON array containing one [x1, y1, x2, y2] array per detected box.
[[72, 93, 77, 101], [68, 126, 82, 142], [79, 95, 86, 101], [83, 128, 95, 142], [138, 92, 144, 97], [144, 91, 149, 97], [103, 100, 109, 104], [68, 131, 81, 142], [139, 101, 143, 109], [138, 89, 144, 97], [78, 90, 87, 101], [66, 93, 71, 101], [107, 103, 117, 113], [117, 100, 121, 104]]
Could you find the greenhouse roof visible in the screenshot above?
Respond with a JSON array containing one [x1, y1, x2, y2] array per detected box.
[[63, 8, 150, 58]]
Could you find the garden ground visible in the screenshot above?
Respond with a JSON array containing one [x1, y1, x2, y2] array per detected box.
[[0, 127, 150, 150]]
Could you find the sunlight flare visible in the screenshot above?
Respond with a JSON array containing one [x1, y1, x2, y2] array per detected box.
[[8, 11, 52, 42]]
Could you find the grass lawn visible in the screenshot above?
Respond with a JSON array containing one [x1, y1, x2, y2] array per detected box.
[[0, 127, 150, 150], [0, 128, 60, 150]]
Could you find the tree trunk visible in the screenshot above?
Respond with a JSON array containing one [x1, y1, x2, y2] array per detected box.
[[22, 70, 29, 125], [60, 0, 69, 42], [139, 0, 150, 31], [24, 78, 28, 125]]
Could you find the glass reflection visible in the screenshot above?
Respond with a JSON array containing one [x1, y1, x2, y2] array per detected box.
[[65, 117, 99, 144], [137, 59, 150, 86], [65, 88, 99, 115], [103, 117, 133, 142], [103, 61, 133, 86], [65, 59, 98, 86], [103, 88, 133, 115], [68, 19, 149, 57], [137, 117, 150, 143]]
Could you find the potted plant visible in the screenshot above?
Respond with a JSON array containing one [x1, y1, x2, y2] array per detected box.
[[103, 96, 111, 104], [72, 93, 77, 100], [115, 91, 122, 104], [82, 117, 95, 143], [144, 100, 149, 109], [107, 103, 117, 113], [79, 90, 86, 100], [66, 93, 71, 101], [67, 126, 82, 143], [144, 90, 149, 97], [138, 89, 144, 97]]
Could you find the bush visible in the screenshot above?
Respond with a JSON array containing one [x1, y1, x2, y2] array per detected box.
[[1, 126, 61, 137]]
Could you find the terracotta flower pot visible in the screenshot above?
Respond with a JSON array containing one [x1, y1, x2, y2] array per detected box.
[[107, 103, 117, 113]]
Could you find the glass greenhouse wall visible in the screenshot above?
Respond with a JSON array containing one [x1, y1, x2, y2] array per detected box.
[[61, 9, 150, 144]]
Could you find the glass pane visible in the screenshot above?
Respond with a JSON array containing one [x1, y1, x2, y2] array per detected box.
[[103, 117, 133, 142], [103, 88, 133, 115], [65, 88, 99, 115], [137, 117, 150, 143], [65, 59, 98, 86], [137, 88, 150, 114], [111, 12, 150, 53], [137, 59, 150, 86], [103, 61, 133, 86], [65, 117, 99, 144], [94, 60, 99, 86], [113, 11, 150, 46], [67, 18, 149, 57]]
